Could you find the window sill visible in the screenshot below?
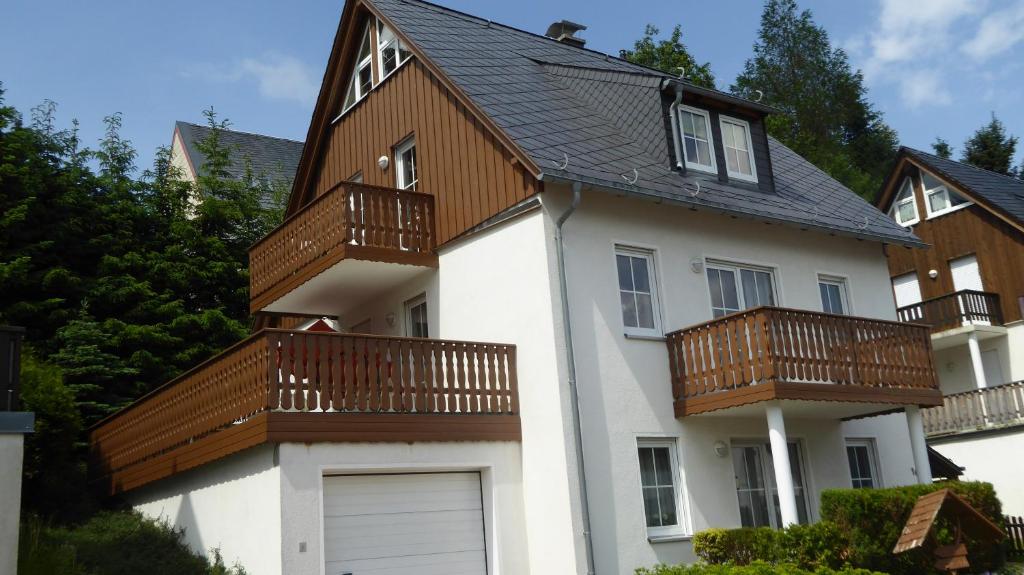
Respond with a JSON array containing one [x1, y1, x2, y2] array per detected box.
[[925, 202, 972, 220], [624, 333, 666, 342], [648, 533, 692, 544]]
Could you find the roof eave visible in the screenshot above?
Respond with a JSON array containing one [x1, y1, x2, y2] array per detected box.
[[661, 78, 779, 116]]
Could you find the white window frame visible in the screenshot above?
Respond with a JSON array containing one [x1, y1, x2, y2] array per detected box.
[[719, 115, 758, 183], [731, 439, 812, 528], [636, 438, 688, 538], [404, 293, 429, 338], [921, 172, 972, 219], [395, 137, 417, 191], [889, 177, 920, 227], [375, 20, 411, 82], [817, 275, 850, 315], [339, 23, 375, 117], [845, 439, 882, 489], [705, 260, 778, 318], [676, 105, 718, 175], [614, 246, 663, 338]]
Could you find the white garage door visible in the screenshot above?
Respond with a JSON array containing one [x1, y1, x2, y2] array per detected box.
[[323, 472, 487, 575]]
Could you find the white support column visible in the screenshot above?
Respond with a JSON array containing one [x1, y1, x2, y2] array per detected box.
[[905, 405, 932, 484], [967, 332, 988, 389], [765, 402, 799, 527]]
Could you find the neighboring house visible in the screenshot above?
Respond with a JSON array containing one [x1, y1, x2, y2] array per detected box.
[[1, 326, 32, 575], [90, 2, 947, 574], [169, 120, 304, 207], [878, 147, 1024, 515]]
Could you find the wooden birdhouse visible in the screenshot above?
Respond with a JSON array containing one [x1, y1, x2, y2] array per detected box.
[[893, 489, 1005, 574]]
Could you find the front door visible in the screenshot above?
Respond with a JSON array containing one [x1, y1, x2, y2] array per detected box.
[[732, 442, 809, 528]]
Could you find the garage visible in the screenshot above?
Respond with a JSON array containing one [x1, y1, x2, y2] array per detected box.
[[322, 472, 488, 575]]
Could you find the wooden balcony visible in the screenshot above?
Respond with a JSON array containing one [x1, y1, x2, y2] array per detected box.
[[89, 330, 519, 494], [248, 182, 437, 314], [665, 307, 942, 417], [897, 290, 1003, 334], [923, 381, 1024, 437]]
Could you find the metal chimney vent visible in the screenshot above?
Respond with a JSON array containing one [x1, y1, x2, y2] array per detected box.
[[545, 20, 587, 48]]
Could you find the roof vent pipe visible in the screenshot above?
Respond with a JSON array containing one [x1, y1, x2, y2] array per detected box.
[[545, 20, 587, 48], [664, 79, 685, 170]]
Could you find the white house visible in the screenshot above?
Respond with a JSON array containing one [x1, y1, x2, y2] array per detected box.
[[90, 2, 948, 574]]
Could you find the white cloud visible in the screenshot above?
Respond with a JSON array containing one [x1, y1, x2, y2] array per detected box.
[[181, 53, 317, 106], [963, 0, 1024, 60], [864, 0, 980, 74], [899, 69, 952, 107]]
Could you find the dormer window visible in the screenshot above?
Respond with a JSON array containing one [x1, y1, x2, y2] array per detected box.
[[677, 106, 716, 174], [889, 177, 919, 227], [343, 25, 374, 112], [921, 172, 970, 218], [720, 116, 757, 183], [377, 20, 411, 80]]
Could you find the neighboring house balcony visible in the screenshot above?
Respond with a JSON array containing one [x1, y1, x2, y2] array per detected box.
[[665, 306, 942, 418], [248, 182, 437, 314], [896, 289, 1006, 351], [89, 329, 520, 495], [923, 380, 1024, 438]]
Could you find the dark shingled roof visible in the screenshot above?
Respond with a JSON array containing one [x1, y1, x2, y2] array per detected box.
[[902, 147, 1024, 225], [175, 121, 305, 190], [368, 0, 921, 247]]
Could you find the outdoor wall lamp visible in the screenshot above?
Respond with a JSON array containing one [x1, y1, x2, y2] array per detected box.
[[377, 155, 389, 170], [714, 440, 729, 458]]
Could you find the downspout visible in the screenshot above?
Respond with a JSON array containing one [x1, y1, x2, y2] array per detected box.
[[554, 180, 596, 575], [664, 79, 685, 170]]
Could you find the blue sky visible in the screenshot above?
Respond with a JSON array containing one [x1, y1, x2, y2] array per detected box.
[[3, 0, 1023, 173]]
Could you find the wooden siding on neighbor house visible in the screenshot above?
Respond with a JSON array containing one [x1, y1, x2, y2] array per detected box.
[[309, 58, 538, 246], [883, 165, 1024, 324]]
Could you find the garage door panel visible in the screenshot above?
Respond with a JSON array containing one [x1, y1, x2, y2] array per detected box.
[[323, 472, 487, 575]]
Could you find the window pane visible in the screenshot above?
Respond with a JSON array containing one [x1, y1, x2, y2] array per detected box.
[[631, 257, 650, 293], [620, 292, 638, 328], [726, 148, 739, 172], [617, 254, 634, 291], [638, 447, 656, 486], [755, 271, 774, 306], [636, 293, 655, 329], [382, 45, 398, 75], [681, 111, 695, 136], [897, 178, 914, 201], [722, 122, 736, 148], [897, 201, 915, 223], [741, 269, 758, 309], [657, 486, 678, 526], [643, 488, 661, 527], [692, 114, 708, 139], [358, 65, 373, 94], [696, 141, 712, 166], [652, 446, 672, 483], [928, 190, 949, 213], [820, 283, 832, 313], [921, 172, 944, 192], [684, 138, 698, 163], [720, 269, 739, 310], [737, 151, 752, 175]]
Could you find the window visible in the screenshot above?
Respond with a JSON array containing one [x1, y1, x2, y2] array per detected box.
[[405, 294, 429, 338], [720, 116, 757, 182], [615, 248, 662, 336], [921, 172, 970, 218], [395, 138, 417, 190], [732, 441, 810, 528], [818, 276, 849, 315], [376, 21, 411, 80], [706, 262, 776, 318], [637, 440, 685, 536], [846, 440, 880, 489], [342, 24, 374, 112], [888, 177, 919, 226], [677, 106, 716, 173]]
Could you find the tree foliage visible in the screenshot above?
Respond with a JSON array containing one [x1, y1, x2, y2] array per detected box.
[[931, 137, 952, 159], [731, 0, 899, 199], [961, 113, 1018, 176], [620, 25, 715, 89]]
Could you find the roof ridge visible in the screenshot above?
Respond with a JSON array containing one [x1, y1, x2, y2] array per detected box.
[[904, 146, 1024, 188], [176, 120, 304, 145]]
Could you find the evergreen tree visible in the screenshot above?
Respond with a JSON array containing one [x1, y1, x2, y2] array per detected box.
[[961, 113, 1018, 176], [732, 0, 899, 199], [621, 25, 715, 89], [931, 137, 952, 159]]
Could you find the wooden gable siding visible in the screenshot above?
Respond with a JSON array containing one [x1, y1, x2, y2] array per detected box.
[[884, 167, 1024, 323], [310, 58, 538, 246]]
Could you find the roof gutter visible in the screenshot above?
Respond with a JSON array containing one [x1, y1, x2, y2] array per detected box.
[[664, 79, 685, 170], [552, 181, 596, 575]]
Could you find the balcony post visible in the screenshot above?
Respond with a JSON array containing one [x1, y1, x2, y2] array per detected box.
[[966, 332, 988, 389], [765, 402, 799, 527], [905, 405, 932, 484]]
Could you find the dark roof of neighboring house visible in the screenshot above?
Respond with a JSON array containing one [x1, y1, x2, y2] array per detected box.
[[367, 0, 921, 247], [901, 147, 1024, 225], [175, 121, 305, 189]]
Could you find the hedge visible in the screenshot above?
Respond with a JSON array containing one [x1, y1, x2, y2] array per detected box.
[[693, 523, 848, 570], [635, 560, 885, 575]]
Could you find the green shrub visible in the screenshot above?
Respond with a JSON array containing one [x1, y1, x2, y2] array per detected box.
[[820, 481, 1004, 574], [693, 523, 847, 570], [18, 511, 247, 575], [635, 560, 885, 575]]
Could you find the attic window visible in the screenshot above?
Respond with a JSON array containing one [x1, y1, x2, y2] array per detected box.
[[921, 172, 970, 219], [677, 106, 716, 174], [720, 116, 757, 183], [342, 24, 374, 112], [889, 177, 919, 227], [377, 21, 411, 80]]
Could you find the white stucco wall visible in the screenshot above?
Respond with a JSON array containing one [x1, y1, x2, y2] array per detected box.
[[930, 428, 1024, 515], [0, 433, 25, 575], [932, 326, 1021, 394], [544, 184, 922, 574], [128, 445, 282, 575], [277, 441, 529, 575]]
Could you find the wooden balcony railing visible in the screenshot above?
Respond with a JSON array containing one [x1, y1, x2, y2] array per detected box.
[[922, 381, 1024, 436], [90, 330, 518, 492], [248, 182, 436, 311], [665, 307, 940, 416], [897, 290, 1003, 333]]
